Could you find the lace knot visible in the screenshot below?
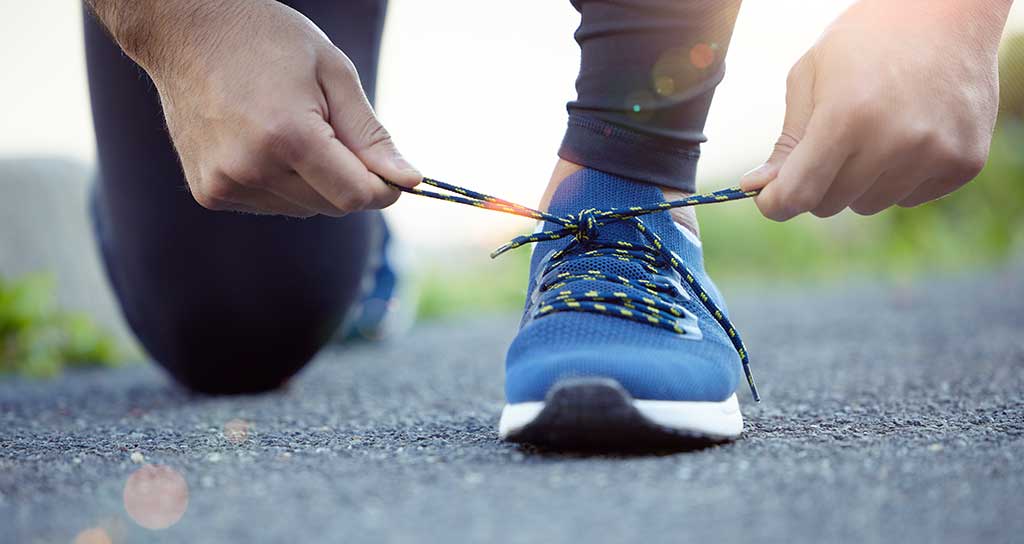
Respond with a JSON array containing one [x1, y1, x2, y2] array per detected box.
[[381, 176, 761, 402], [572, 208, 600, 243]]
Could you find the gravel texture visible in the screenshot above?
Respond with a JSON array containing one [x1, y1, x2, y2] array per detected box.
[[2, 267, 1022, 543]]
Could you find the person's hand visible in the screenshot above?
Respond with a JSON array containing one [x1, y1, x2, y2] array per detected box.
[[107, 0, 420, 217], [740, 0, 1011, 220]]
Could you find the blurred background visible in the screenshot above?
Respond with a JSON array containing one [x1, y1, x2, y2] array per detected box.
[[2, 1, 1023, 376]]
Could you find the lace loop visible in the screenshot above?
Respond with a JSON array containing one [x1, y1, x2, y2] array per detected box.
[[384, 177, 762, 402]]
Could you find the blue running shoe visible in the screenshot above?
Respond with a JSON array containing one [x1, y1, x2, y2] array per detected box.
[[499, 169, 746, 448], [336, 214, 417, 343]]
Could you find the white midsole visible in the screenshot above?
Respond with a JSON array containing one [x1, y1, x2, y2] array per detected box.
[[498, 393, 743, 439]]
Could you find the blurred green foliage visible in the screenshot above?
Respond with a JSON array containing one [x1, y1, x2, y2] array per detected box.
[[416, 33, 1024, 319], [416, 247, 532, 320], [1001, 33, 1024, 121], [0, 273, 122, 377], [700, 120, 1024, 281]]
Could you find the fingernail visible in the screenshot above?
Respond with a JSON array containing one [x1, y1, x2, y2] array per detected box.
[[740, 163, 777, 190], [742, 164, 769, 180]]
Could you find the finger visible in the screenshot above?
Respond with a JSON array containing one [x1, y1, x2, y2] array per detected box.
[[754, 111, 853, 221], [895, 150, 982, 209], [741, 53, 816, 192], [289, 118, 402, 212], [810, 153, 883, 218], [850, 171, 928, 216], [898, 177, 963, 208], [194, 178, 316, 218], [263, 170, 347, 217], [319, 53, 421, 189]]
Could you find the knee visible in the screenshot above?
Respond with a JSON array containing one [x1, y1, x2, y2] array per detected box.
[[125, 284, 354, 395], [152, 306, 338, 394]]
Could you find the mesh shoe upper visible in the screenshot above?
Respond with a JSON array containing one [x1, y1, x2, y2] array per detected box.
[[505, 169, 742, 404]]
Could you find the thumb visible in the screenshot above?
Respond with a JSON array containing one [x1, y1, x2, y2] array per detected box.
[[740, 53, 816, 192], [320, 54, 421, 189]]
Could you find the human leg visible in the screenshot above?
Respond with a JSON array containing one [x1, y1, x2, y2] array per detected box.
[[503, 1, 748, 446], [83, 0, 390, 393]]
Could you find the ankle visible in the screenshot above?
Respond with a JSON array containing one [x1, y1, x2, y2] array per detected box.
[[540, 159, 584, 211], [661, 188, 700, 239], [543, 159, 701, 239]]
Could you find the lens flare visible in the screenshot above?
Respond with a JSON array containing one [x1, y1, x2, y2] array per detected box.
[[690, 43, 716, 70], [223, 418, 250, 445], [73, 528, 112, 544], [123, 464, 189, 530], [625, 90, 655, 122], [654, 76, 676, 96]]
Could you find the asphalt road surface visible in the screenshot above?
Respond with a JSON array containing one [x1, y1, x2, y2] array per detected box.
[[2, 267, 1022, 543]]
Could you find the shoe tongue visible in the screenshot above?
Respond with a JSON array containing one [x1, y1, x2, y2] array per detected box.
[[545, 168, 677, 246]]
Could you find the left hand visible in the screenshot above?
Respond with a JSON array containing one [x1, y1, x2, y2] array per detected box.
[[741, 0, 1011, 220]]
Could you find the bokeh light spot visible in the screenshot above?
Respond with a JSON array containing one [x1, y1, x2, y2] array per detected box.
[[73, 528, 112, 544], [223, 418, 250, 445], [123, 464, 189, 530], [690, 43, 715, 70], [654, 76, 676, 96], [625, 90, 655, 122]]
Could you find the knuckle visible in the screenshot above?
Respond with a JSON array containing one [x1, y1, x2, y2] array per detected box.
[[900, 124, 938, 150], [203, 178, 236, 204], [762, 208, 792, 222], [786, 54, 811, 88], [785, 67, 800, 89], [192, 188, 227, 211], [928, 135, 961, 162], [346, 187, 373, 211], [932, 177, 966, 199], [320, 208, 348, 218], [223, 162, 266, 189], [334, 198, 354, 214], [325, 51, 358, 77], [931, 139, 987, 182], [330, 191, 359, 214], [354, 117, 392, 152], [955, 151, 988, 180], [757, 197, 793, 222], [897, 197, 924, 209], [781, 186, 822, 216], [811, 204, 842, 219], [849, 201, 884, 216], [774, 131, 800, 156], [258, 118, 311, 164]]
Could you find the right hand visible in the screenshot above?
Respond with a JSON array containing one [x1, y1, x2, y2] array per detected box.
[[131, 0, 419, 217]]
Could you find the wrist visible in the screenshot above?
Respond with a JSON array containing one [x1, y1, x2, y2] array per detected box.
[[934, 0, 1012, 48]]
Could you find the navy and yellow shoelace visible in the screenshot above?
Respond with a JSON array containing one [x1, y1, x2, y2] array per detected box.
[[385, 177, 762, 401]]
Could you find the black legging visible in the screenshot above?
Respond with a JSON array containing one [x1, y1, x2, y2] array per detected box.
[[84, 0, 740, 394]]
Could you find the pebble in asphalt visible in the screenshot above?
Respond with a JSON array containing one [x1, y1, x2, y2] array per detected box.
[[1, 268, 1022, 543]]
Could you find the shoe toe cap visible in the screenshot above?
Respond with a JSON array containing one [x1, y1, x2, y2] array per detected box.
[[505, 314, 740, 404]]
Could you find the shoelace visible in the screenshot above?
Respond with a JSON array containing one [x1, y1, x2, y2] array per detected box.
[[384, 177, 762, 401]]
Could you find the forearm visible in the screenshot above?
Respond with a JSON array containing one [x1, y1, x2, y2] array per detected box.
[[83, 0, 242, 79]]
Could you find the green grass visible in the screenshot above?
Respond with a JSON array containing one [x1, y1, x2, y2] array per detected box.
[[0, 273, 123, 378], [702, 121, 1024, 281]]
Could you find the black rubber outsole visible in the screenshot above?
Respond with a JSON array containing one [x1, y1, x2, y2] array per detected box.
[[503, 378, 736, 452]]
